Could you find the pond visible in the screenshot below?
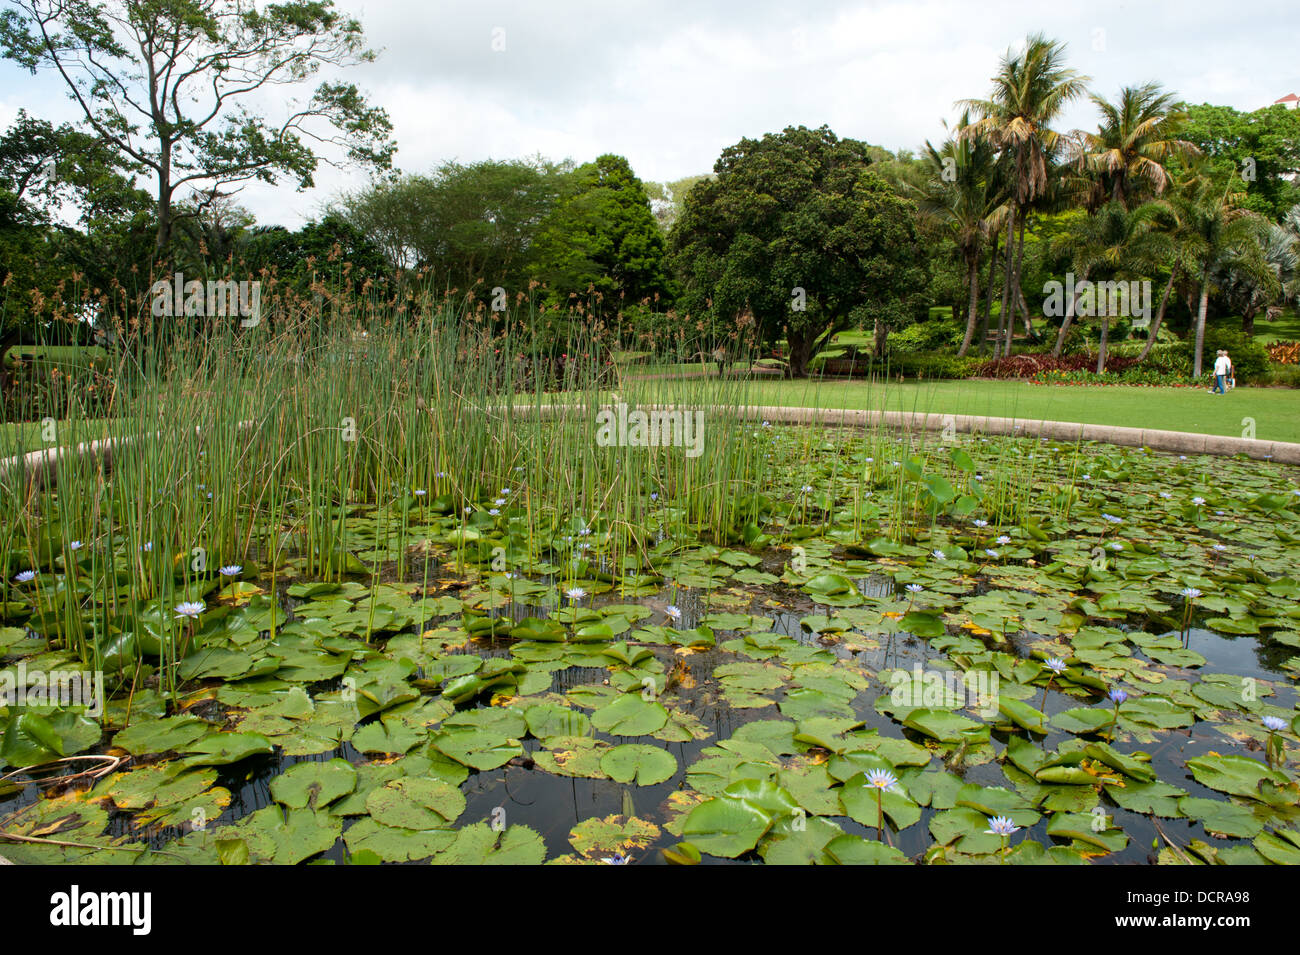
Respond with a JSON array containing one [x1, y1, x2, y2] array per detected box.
[[2, 425, 1298, 865]]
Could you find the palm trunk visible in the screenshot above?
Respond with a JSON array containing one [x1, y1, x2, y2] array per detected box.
[[1096, 316, 1110, 373], [1017, 285, 1036, 341], [1192, 267, 1210, 379], [1005, 211, 1026, 356], [1138, 266, 1178, 361], [994, 212, 1016, 359], [958, 255, 981, 357]]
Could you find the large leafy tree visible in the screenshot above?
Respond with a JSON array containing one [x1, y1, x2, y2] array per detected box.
[[529, 154, 669, 311], [959, 34, 1089, 358], [0, 109, 152, 366], [338, 158, 570, 289], [670, 125, 925, 377], [0, 0, 395, 254], [1073, 83, 1199, 211], [1181, 103, 1300, 221]]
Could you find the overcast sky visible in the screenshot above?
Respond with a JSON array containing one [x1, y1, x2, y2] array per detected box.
[[2, 0, 1297, 227]]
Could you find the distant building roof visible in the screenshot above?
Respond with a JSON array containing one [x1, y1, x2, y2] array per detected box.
[[1275, 93, 1300, 104]]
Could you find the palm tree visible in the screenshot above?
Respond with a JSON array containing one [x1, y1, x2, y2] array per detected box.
[[1168, 167, 1270, 377], [1072, 83, 1200, 211], [916, 115, 1007, 356], [959, 34, 1090, 358], [1051, 200, 1171, 370]]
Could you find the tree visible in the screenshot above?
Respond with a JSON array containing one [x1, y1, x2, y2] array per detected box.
[[1181, 103, 1300, 221], [1168, 167, 1269, 377], [338, 158, 569, 289], [644, 174, 712, 233], [529, 154, 669, 311], [959, 33, 1090, 359], [1073, 83, 1199, 211], [916, 114, 1006, 356], [0, 109, 153, 370], [1, 0, 395, 254], [670, 125, 926, 378], [1049, 200, 1170, 370]]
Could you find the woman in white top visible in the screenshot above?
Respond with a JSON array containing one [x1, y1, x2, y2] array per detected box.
[[1210, 350, 1230, 394]]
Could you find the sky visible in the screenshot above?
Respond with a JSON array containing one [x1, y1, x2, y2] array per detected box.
[[2, 0, 1297, 227]]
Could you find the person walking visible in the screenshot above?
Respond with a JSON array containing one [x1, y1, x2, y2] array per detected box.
[[1225, 350, 1235, 390], [1210, 349, 1230, 394]]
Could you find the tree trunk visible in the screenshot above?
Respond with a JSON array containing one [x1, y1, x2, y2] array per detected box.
[[1052, 267, 1089, 357], [993, 211, 1016, 359], [1241, 307, 1256, 337], [1192, 268, 1210, 379], [957, 255, 981, 357], [980, 233, 999, 353], [1096, 316, 1110, 373], [1006, 210, 1027, 356], [1138, 266, 1178, 361], [1017, 285, 1036, 341]]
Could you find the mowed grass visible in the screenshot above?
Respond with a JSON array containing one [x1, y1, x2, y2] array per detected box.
[[649, 377, 1300, 444]]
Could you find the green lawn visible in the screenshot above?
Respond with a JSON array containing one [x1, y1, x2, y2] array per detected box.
[[713, 378, 1300, 444], [1252, 308, 1300, 345]]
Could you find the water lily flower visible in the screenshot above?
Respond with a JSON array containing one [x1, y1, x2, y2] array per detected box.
[[1159, 492, 1172, 499], [1263, 716, 1286, 732], [174, 601, 205, 619], [984, 549, 999, 558], [1044, 658, 1067, 674], [565, 587, 587, 602], [1108, 542, 1123, 551], [1191, 496, 1205, 506], [665, 605, 682, 621], [488, 508, 500, 516], [865, 769, 898, 790], [68, 540, 83, 551], [219, 565, 242, 576], [1211, 544, 1226, 552], [1180, 587, 1202, 599], [973, 519, 988, 528], [1108, 688, 1128, 705], [800, 485, 814, 493], [493, 498, 506, 506], [13, 570, 36, 583], [905, 584, 923, 593], [984, 816, 1020, 837], [650, 492, 658, 502], [413, 489, 427, 497], [931, 550, 946, 560], [602, 853, 631, 865], [996, 535, 1011, 545], [500, 488, 511, 495]]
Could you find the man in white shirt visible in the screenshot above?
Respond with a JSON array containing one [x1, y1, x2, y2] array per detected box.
[[1210, 350, 1230, 394]]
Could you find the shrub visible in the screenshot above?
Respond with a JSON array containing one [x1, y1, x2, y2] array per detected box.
[[1260, 363, 1300, 388], [889, 321, 961, 353], [1177, 329, 1268, 382]]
